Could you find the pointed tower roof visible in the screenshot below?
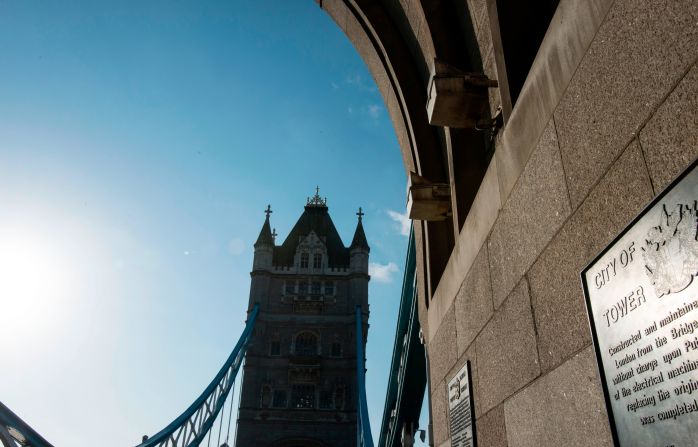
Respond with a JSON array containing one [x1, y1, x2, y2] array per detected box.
[[272, 187, 353, 267], [254, 205, 275, 248], [350, 207, 370, 251]]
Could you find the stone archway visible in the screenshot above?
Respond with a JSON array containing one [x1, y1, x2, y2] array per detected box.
[[316, 0, 493, 310]]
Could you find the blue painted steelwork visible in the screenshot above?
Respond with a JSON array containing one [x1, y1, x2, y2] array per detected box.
[[0, 401, 54, 447], [137, 304, 259, 447], [377, 227, 427, 447], [355, 305, 374, 447]]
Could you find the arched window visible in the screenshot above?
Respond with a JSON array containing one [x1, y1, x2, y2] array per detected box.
[[294, 332, 318, 356], [300, 252, 309, 268]]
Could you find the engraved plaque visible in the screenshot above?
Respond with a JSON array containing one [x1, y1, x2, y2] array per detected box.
[[582, 160, 698, 446], [447, 360, 476, 447]]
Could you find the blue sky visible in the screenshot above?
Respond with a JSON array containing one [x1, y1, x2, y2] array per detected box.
[[0, 1, 425, 445]]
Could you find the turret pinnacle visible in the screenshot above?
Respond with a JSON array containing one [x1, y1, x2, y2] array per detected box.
[[306, 185, 328, 209], [254, 205, 275, 248], [350, 208, 370, 251]]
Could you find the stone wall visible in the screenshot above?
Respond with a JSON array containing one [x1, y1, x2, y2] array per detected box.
[[320, 0, 697, 445], [425, 1, 698, 446]]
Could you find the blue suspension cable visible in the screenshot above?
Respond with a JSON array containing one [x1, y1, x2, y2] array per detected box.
[[224, 375, 235, 446], [137, 304, 259, 447], [216, 391, 225, 447]]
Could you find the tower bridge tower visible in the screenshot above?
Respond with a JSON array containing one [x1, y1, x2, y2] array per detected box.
[[235, 189, 370, 447]]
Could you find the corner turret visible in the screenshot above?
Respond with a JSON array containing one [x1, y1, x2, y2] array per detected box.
[[253, 205, 274, 270], [350, 207, 370, 273]]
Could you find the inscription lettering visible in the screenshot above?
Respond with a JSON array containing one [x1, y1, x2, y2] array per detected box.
[[659, 300, 698, 328], [674, 378, 698, 396], [609, 330, 642, 356], [644, 321, 658, 336], [657, 388, 671, 401], [596, 259, 617, 289], [671, 320, 698, 339], [595, 242, 637, 290], [667, 359, 698, 380], [640, 415, 656, 425], [632, 372, 665, 393], [636, 359, 659, 375], [662, 348, 682, 365], [615, 351, 636, 369], [656, 399, 698, 421], [637, 343, 654, 358], [655, 336, 668, 348], [627, 394, 656, 412], [686, 336, 698, 352], [603, 287, 647, 327]]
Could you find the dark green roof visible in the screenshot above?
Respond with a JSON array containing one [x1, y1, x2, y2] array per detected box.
[[273, 205, 350, 267], [350, 220, 370, 251], [254, 216, 274, 248]]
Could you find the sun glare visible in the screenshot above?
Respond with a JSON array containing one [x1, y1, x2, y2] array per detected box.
[[0, 228, 71, 345]]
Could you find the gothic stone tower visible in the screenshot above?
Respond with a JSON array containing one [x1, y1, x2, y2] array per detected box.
[[235, 190, 370, 447]]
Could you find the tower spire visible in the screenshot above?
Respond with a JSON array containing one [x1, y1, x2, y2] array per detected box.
[[254, 205, 275, 247], [351, 207, 370, 251]]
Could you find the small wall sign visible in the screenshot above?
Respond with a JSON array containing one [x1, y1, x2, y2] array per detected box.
[[447, 360, 476, 447]]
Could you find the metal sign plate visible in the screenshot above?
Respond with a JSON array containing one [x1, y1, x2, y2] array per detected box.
[[447, 360, 476, 447], [582, 159, 698, 446]]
